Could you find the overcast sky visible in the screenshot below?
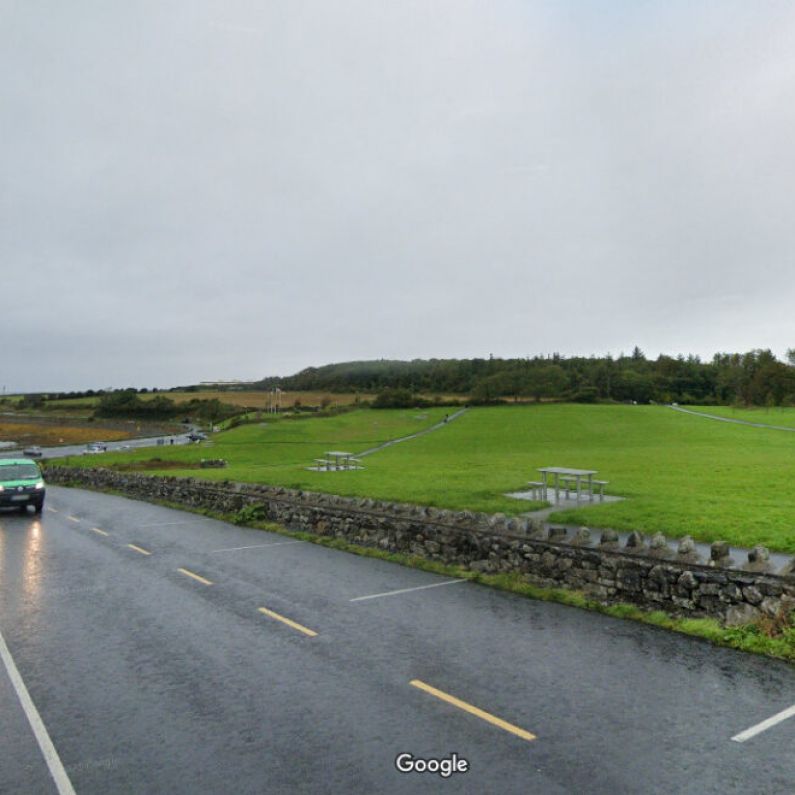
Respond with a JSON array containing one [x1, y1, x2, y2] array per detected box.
[[2, 1, 795, 392]]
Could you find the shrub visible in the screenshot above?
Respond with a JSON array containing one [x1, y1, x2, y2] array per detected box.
[[571, 387, 599, 403], [372, 388, 417, 408]]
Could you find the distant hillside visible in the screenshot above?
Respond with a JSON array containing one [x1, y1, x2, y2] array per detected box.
[[254, 359, 479, 393]]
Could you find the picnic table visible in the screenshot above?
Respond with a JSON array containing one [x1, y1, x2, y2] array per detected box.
[[326, 451, 355, 470], [310, 450, 363, 472], [536, 466, 599, 503], [308, 451, 364, 472]]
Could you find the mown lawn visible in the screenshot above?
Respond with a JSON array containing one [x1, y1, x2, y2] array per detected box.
[[59, 405, 458, 485], [58, 404, 795, 552]]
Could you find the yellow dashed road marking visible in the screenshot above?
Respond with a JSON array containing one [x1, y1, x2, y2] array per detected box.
[[177, 567, 213, 586], [410, 679, 536, 742], [257, 607, 317, 637]]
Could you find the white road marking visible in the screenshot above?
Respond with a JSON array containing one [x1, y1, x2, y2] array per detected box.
[[137, 521, 197, 528], [209, 540, 305, 553], [731, 704, 795, 743], [350, 579, 465, 602], [45, 507, 57, 513], [0, 626, 76, 795]]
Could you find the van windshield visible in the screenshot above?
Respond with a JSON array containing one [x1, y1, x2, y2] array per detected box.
[[0, 464, 41, 481]]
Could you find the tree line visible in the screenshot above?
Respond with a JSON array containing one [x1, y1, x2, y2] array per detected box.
[[94, 391, 239, 421], [255, 348, 795, 406]]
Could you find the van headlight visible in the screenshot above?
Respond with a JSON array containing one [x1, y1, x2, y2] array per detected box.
[[35, 481, 45, 490]]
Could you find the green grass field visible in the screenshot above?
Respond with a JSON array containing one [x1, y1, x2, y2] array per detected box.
[[58, 403, 795, 552]]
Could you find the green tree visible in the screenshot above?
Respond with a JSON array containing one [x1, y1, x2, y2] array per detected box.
[[522, 365, 567, 402], [372, 388, 416, 408]]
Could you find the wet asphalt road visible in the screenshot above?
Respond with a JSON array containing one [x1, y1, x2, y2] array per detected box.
[[1, 487, 794, 794]]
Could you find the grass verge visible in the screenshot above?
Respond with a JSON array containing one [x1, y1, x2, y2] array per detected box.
[[52, 479, 795, 665]]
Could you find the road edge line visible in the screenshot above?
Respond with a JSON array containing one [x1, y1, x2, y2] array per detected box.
[[0, 627, 77, 795]]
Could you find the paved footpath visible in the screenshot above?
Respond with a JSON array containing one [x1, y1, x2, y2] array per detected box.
[[357, 408, 468, 457], [669, 405, 795, 432], [1, 486, 794, 794]]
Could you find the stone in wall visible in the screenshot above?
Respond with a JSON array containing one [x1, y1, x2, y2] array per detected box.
[[599, 529, 620, 551], [742, 546, 775, 574], [568, 527, 592, 546], [647, 533, 673, 560], [709, 541, 734, 569], [676, 536, 702, 565], [624, 531, 647, 555]]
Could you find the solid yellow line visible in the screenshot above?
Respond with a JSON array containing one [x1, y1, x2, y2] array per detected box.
[[127, 544, 151, 556], [178, 567, 213, 586], [92, 528, 109, 537], [257, 607, 317, 637], [66, 516, 80, 523], [410, 679, 536, 742]]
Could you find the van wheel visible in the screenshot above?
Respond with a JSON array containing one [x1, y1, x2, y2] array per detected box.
[[34, 501, 44, 514], [19, 504, 28, 514]]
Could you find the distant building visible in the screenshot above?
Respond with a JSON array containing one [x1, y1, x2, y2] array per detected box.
[[199, 380, 251, 390]]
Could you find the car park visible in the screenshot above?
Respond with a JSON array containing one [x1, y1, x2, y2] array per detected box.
[[0, 458, 46, 513]]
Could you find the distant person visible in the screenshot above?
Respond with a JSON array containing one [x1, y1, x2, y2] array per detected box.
[[170, 437, 174, 445]]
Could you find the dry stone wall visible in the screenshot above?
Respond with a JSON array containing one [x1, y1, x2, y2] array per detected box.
[[47, 467, 795, 625]]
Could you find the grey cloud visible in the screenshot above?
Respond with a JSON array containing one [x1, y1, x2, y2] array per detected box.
[[2, 1, 795, 391]]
